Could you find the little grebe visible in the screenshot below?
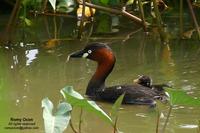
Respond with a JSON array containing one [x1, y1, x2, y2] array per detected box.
[[69, 43, 167, 105]]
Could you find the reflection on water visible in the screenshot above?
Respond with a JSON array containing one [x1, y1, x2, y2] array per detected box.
[[0, 18, 200, 133], [25, 49, 38, 66]]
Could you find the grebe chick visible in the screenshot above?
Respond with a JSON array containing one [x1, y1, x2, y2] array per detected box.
[[69, 42, 168, 105], [133, 75, 170, 102]]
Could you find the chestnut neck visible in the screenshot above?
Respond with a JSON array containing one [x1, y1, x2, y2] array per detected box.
[[86, 54, 116, 96]]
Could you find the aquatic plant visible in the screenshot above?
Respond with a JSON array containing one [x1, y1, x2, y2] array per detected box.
[[158, 88, 200, 133], [42, 85, 200, 133], [42, 86, 125, 133], [42, 98, 72, 133], [2, 0, 200, 42]]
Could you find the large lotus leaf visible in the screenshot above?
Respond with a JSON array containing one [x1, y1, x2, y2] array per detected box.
[[61, 86, 113, 125], [42, 98, 72, 133]]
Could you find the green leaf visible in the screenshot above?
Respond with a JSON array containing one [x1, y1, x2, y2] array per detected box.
[[61, 86, 113, 125], [22, 0, 31, 6], [166, 88, 200, 106], [111, 93, 125, 119], [56, 0, 75, 13], [96, 14, 111, 33], [42, 98, 72, 133], [100, 0, 109, 5], [19, 16, 32, 26], [24, 18, 32, 26], [126, 0, 134, 6], [49, 0, 56, 11]]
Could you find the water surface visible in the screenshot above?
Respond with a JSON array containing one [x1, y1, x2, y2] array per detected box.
[[0, 16, 200, 133]]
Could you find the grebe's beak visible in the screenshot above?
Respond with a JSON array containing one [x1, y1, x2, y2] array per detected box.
[[133, 78, 140, 84], [66, 49, 88, 62], [69, 50, 85, 58]]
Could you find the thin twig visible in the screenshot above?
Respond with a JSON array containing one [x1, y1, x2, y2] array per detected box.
[[78, 2, 146, 26], [187, 0, 200, 40], [161, 105, 172, 133], [29, 10, 76, 18]]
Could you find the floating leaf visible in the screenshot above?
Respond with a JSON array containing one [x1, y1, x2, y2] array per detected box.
[[42, 98, 72, 133], [111, 93, 125, 119], [61, 86, 113, 125], [166, 88, 200, 106], [49, 0, 56, 11]]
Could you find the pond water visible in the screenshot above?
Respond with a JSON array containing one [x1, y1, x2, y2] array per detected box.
[[0, 15, 200, 133]]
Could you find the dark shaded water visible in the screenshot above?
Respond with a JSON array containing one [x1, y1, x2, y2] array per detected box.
[[0, 15, 200, 133]]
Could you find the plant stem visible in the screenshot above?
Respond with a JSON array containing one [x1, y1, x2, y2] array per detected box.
[[78, 1, 147, 26], [179, 0, 183, 37], [79, 108, 83, 133], [42, 0, 48, 12], [198, 120, 200, 133], [78, 0, 86, 39], [70, 119, 78, 133], [138, 0, 147, 31], [186, 0, 200, 40], [152, 0, 162, 27], [53, 16, 57, 39], [113, 116, 118, 133], [156, 111, 160, 133], [161, 105, 172, 133], [5, 0, 21, 34], [152, 0, 169, 43]]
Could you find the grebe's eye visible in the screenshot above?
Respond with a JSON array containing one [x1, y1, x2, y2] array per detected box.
[[88, 50, 92, 54]]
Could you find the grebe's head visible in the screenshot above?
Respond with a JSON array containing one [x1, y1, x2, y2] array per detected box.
[[69, 42, 115, 63], [134, 75, 152, 87]]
